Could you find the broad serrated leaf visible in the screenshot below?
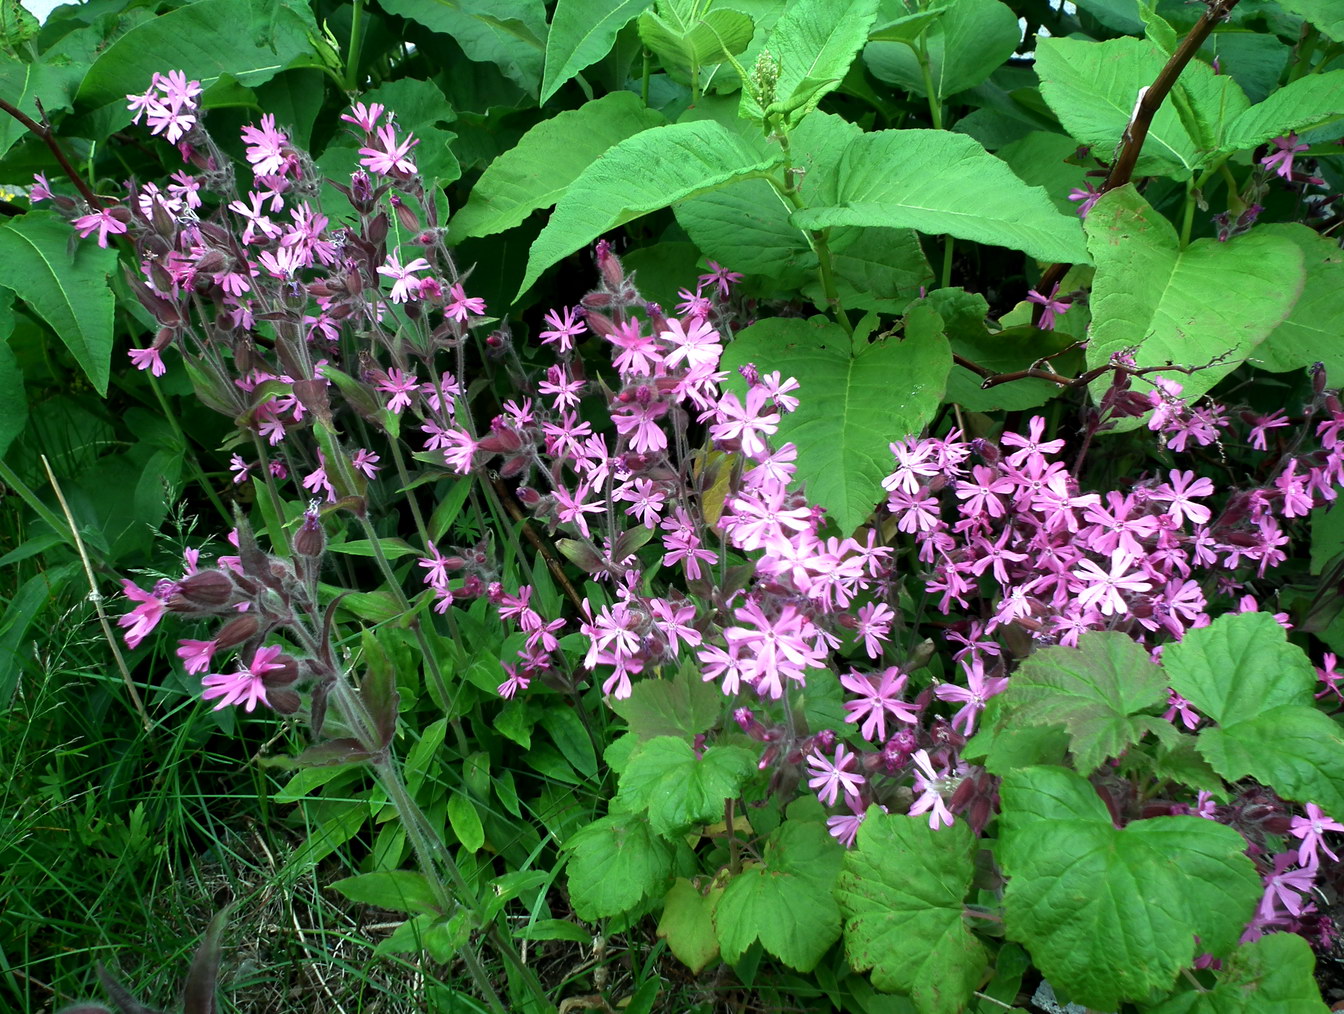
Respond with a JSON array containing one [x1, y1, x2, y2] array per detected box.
[[565, 814, 674, 921], [1274, 0, 1344, 41], [790, 129, 1089, 263], [330, 870, 441, 915], [658, 877, 723, 974], [0, 213, 117, 396], [715, 820, 843, 971], [838, 812, 985, 1014], [1254, 223, 1344, 376], [449, 92, 666, 241], [740, 0, 880, 126], [1145, 933, 1330, 1014], [1083, 186, 1304, 409], [518, 120, 783, 296], [542, 0, 656, 103], [1000, 766, 1261, 1010], [719, 309, 951, 534], [863, 0, 1021, 104], [999, 631, 1169, 774], [77, 0, 321, 113], [608, 662, 725, 741], [617, 737, 756, 835], [1164, 612, 1344, 816], [377, 0, 546, 94]]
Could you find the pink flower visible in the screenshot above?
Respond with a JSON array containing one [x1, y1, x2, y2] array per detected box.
[[1072, 549, 1152, 616], [698, 260, 743, 299], [1261, 133, 1308, 180], [240, 114, 290, 176], [1026, 283, 1071, 330], [117, 579, 169, 648], [538, 306, 587, 352], [177, 639, 218, 675], [128, 345, 166, 376], [445, 282, 486, 321], [341, 101, 386, 132], [375, 368, 419, 413], [377, 255, 432, 303], [841, 666, 918, 742], [1068, 182, 1102, 218], [359, 123, 418, 176], [909, 750, 954, 829], [934, 657, 1008, 736], [72, 208, 128, 248], [806, 743, 866, 807], [201, 644, 285, 712], [1289, 803, 1343, 868]]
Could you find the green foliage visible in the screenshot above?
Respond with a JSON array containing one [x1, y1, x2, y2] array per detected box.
[[837, 812, 985, 1014], [1000, 767, 1261, 1010], [617, 736, 757, 835], [714, 819, 843, 971], [1164, 612, 1344, 816], [719, 308, 951, 533], [1145, 933, 1331, 1014], [564, 813, 675, 921]]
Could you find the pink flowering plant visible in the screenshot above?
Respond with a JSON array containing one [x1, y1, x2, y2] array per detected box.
[[5, 0, 1344, 1010]]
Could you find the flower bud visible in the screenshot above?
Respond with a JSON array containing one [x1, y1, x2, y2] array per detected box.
[[169, 569, 236, 611], [267, 687, 301, 714], [595, 239, 623, 290], [293, 511, 326, 558], [261, 654, 300, 688], [214, 613, 260, 650]]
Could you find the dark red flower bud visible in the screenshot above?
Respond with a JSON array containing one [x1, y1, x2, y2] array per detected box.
[[215, 614, 260, 650], [294, 512, 326, 558], [267, 688, 301, 714], [261, 654, 300, 688], [169, 569, 235, 611]]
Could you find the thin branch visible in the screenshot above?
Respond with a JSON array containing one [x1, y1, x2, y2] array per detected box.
[[1030, 0, 1242, 322], [0, 96, 104, 209]]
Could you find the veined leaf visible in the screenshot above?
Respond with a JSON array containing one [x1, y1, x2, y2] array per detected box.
[[617, 737, 756, 835], [564, 814, 674, 921], [790, 129, 1090, 264], [864, 0, 1021, 104], [376, 0, 546, 94], [639, 6, 754, 77], [518, 120, 783, 297], [1254, 223, 1344, 376], [1145, 934, 1330, 1014], [1220, 69, 1344, 154], [541, 0, 656, 103], [1083, 186, 1304, 409], [449, 92, 666, 242], [0, 213, 117, 396]]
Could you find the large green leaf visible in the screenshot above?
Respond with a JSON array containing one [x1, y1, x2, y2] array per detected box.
[[719, 309, 951, 534], [638, 5, 755, 78], [838, 812, 986, 1014], [1254, 224, 1344, 375], [1145, 934, 1330, 1014], [565, 813, 674, 921], [1274, 0, 1344, 42], [0, 51, 83, 161], [518, 120, 783, 296], [1000, 766, 1261, 1010], [1083, 186, 1304, 408], [1163, 612, 1344, 816], [77, 0, 321, 114], [607, 662, 724, 742], [1220, 69, 1344, 154], [0, 293, 22, 459], [1035, 36, 1248, 178], [740, 0, 881, 126], [864, 0, 1021, 104], [449, 92, 666, 242], [715, 819, 843, 972], [658, 877, 722, 974], [0, 213, 117, 397], [617, 737, 756, 835], [376, 0, 546, 94], [789, 129, 1090, 264], [541, 0, 656, 103], [996, 632, 1170, 774]]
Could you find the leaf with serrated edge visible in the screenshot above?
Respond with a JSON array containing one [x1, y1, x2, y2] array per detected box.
[[542, 0, 657, 103], [838, 811, 985, 1014], [1001, 631, 1169, 773], [617, 738, 756, 835], [658, 878, 722, 974], [715, 820, 843, 971], [1000, 766, 1260, 1010], [565, 814, 674, 921], [1145, 933, 1330, 1014]]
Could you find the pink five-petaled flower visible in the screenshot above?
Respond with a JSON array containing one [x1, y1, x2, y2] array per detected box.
[[359, 123, 418, 176], [909, 749, 954, 829], [538, 306, 587, 352], [553, 482, 605, 539], [1068, 182, 1103, 218], [1289, 803, 1344, 868], [709, 386, 780, 461], [176, 639, 218, 675], [128, 345, 166, 376], [377, 254, 432, 303], [1256, 852, 1316, 922], [445, 282, 486, 321], [1072, 549, 1152, 616], [341, 101, 386, 131], [1026, 283, 1071, 330], [1262, 133, 1309, 180], [805, 743, 866, 807], [201, 644, 285, 712], [72, 208, 128, 248], [118, 579, 170, 648], [840, 666, 918, 742], [240, 114, 290, 177], [933, 657, 1009, 736], [660, 316, 721, 371], [698, 260, 743, 299], [376, 368, 419, 413]]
